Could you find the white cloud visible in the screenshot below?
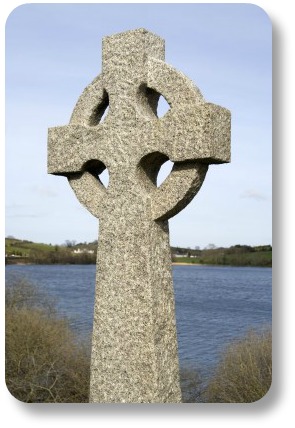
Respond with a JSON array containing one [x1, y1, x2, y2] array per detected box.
[[7, 213, 45, 218], [240, 189, 267, 201], [30, 185, 58, 198]]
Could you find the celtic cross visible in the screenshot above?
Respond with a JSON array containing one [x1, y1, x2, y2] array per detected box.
[[48, 29, 230, 403]]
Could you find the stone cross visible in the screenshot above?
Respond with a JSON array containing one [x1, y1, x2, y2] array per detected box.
[[48, 29, 230, 403]]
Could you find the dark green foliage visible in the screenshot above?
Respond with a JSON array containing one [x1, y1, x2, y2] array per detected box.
[[199, 250, 272, 267]]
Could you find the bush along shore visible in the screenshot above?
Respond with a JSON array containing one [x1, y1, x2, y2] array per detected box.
[[5, 237, 272, 267], [5, 277, 272, 403]]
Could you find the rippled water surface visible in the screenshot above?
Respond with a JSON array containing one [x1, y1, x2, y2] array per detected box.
[[6, 264, 271, 375]]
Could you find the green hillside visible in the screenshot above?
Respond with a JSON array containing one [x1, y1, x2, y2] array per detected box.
[[5, 237, 97, 264], [5, 238, 54, 257]]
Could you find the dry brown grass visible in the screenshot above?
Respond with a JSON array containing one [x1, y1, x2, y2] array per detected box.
[[5, 278, 90, 403], [205, 329, 272, 403]]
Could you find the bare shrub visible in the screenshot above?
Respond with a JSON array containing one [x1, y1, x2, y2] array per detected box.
[[180, 367, 204, 403], [205, 329, 272, 403], [5, 277, 90, 403], [5, 276, 56, 313]]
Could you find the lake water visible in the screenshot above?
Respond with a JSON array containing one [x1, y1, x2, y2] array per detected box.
[[5, 264, 272, 378]]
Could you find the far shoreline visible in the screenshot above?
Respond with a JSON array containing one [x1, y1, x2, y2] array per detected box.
[[172, 262, 202, 266], [6, 261, 272, 268]]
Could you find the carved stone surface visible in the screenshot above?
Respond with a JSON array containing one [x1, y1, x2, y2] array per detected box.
[[48, 28, 230, 403]]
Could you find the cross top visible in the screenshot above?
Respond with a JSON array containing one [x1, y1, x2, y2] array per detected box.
[[48, 29, 231, 403], [48, 28, 230, 222]]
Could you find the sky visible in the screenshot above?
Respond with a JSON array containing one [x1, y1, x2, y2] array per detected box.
[[5, 3, 272, 249]]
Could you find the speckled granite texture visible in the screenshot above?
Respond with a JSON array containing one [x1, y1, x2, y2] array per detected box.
[[48, 29, 231, 403]]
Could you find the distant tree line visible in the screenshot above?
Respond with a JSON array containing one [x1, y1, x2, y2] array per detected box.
[[29, 249, 97, 265], [171, 245, 272, 267]]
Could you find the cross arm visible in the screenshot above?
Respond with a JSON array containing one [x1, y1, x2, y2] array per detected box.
[[47, 125, 106, 175], [146, 58, 231, 164], [47, 124, 107, 219], [161, 103, 231, 164]]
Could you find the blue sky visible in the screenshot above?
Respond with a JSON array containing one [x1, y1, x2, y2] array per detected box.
[[5, 3, 272, 248]]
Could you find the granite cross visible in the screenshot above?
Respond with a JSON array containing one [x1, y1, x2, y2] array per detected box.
[[48, 29, 231, 403]]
